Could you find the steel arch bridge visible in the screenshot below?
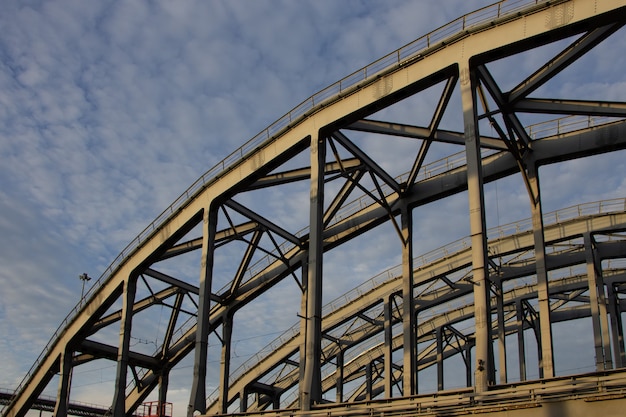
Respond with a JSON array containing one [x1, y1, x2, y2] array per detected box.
[[4, 0, 626, 416]]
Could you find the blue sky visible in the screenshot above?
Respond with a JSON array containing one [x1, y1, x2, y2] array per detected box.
[[1, 1, 625, 416]]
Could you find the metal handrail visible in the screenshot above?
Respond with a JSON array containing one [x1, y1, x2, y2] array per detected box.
[[6, 0, 590, 401]]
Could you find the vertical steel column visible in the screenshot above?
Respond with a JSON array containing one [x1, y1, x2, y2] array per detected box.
[[189, 207, 218, 417], [365, 362, 372, 401], [495, 281, 507, 384], [299, 263, 308, 409], [240, 387, 248, 412], [515, 300, 527, 381], [158, 371, 169, 417], [532, 310, 544, 379], [526, 159, 554, 378], [301, 133, 325, 410], [436, 327, 444, 391], [112, 276, 137, 416], [460, 63, 493, 392], [584, 233, 613, 370], [465, 342, 472, 388], [607, 283, 625, 368], [335, 349, 344, 403], [383, 296, 393, 398], [53, 348, 72, 417], [219, 312, 234, 414], [401, 202, 417, 396]]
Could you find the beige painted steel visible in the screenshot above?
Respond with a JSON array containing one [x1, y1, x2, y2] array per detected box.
[[215, 370, 626, 417], [5, 1, 626, 416]]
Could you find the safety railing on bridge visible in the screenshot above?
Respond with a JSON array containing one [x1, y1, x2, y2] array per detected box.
[[259, 369, 626, 417], [527, 115, 622, 139], [7, 0, 612, 402], [0, 387, 109, 416]]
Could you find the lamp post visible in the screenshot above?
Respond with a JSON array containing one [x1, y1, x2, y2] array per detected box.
[[79, 273, 91, 302]]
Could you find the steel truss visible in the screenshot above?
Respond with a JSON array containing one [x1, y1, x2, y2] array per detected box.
[[4, 1, 626, 416], [217, 211, 626, 412]]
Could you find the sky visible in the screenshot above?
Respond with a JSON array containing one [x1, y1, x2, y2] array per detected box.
[[1, 1, 625, 416]]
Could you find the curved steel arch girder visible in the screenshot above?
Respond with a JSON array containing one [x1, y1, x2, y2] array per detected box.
[[5, 1, 626, 416]]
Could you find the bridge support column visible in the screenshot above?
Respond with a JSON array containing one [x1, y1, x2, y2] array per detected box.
[[335, 349, 344, 403], [219, 312, 234, 414], [158, 371, 169, 417], [584, 233, 613, 370], [53, 347, 72, 417], [495, 281, 507, 384], [298, 263, 308, 408], [300, 133, 325, 410], [515, 299, 527, 381], [461, 62, 493, 392], [112, 275, 138, 416], [239, 387, 248, 412], [189, 206, 218, 417], [607, 283, 625, 368], [365, 362, 372, 401], [383, 295, 393, 398], [465, 341, 472, 388], [401, 202, 417, 396], [526, 158, 554, 378], [436, 327, 444, 391]]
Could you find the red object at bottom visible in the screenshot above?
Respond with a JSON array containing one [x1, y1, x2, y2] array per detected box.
[[138, 401, 173, 417]]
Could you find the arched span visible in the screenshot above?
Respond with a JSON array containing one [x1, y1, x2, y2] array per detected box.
[[210, 200, 626, 412], [3, 1, 626, 416]]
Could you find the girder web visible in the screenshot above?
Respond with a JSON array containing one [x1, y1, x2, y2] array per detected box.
[[5, 2, 626, 417]]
